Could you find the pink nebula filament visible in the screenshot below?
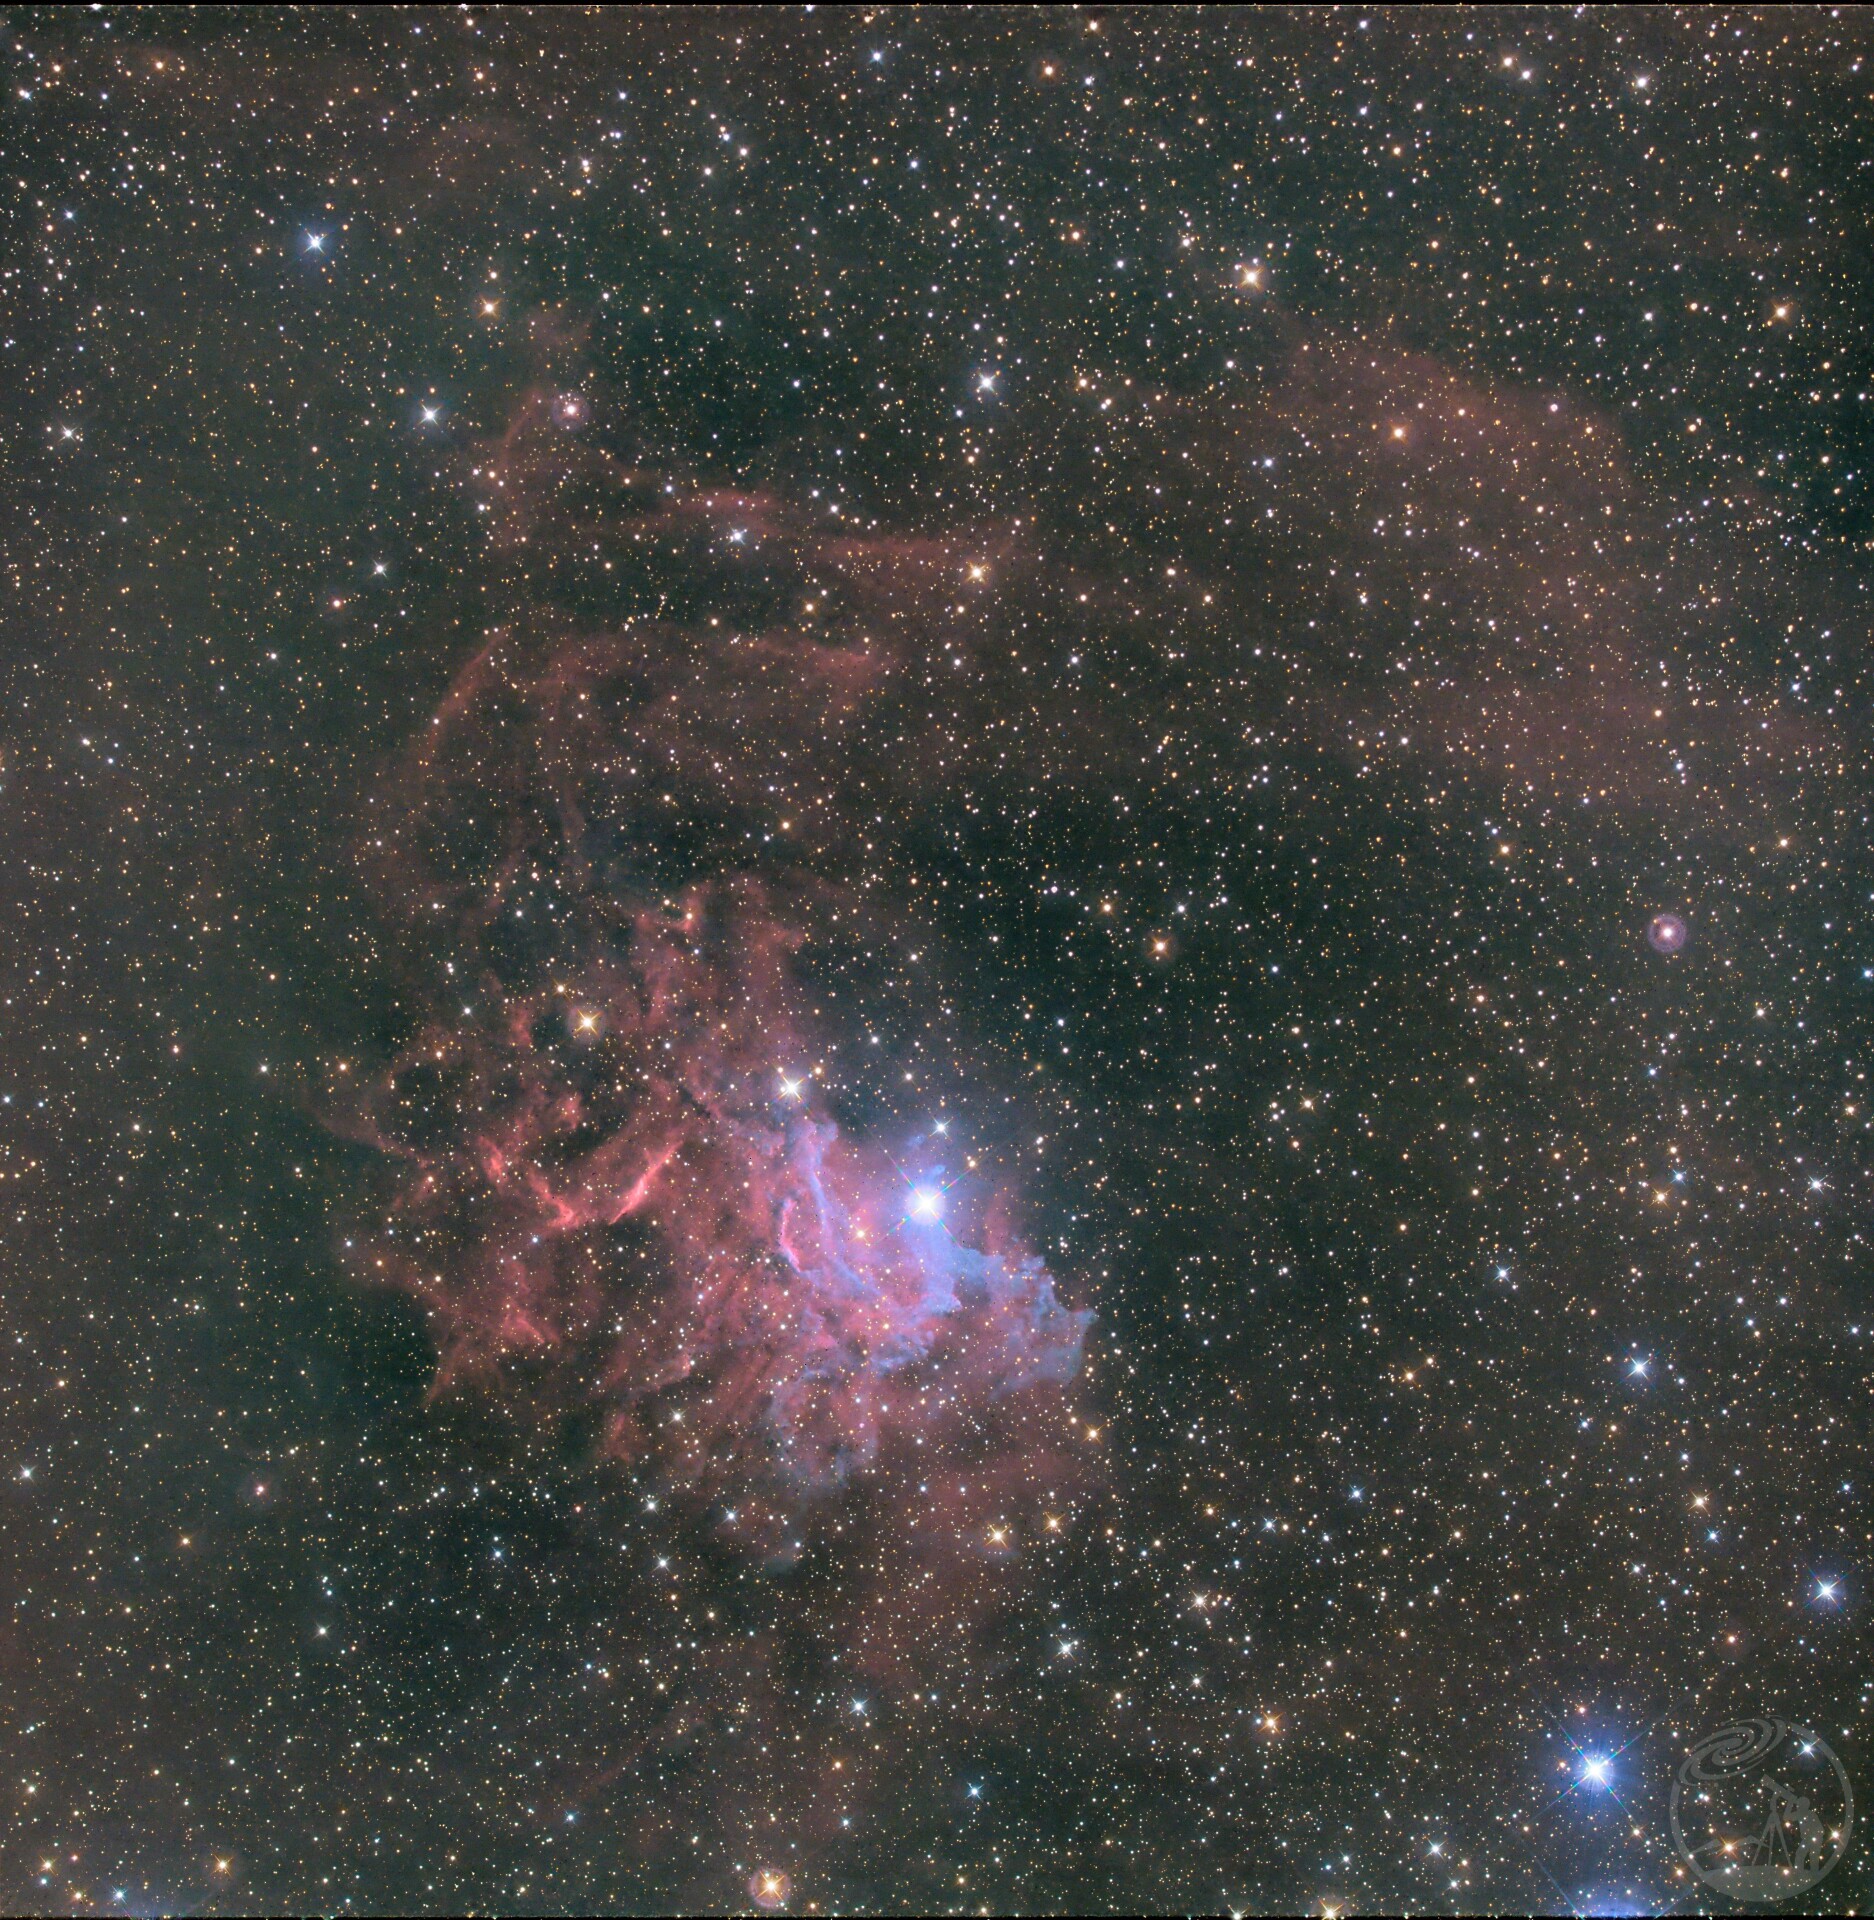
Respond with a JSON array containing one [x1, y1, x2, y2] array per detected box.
[[354, 890, 1090, 1496]]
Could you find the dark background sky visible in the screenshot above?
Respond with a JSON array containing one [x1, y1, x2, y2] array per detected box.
[[2, 7, 1871, 1914]]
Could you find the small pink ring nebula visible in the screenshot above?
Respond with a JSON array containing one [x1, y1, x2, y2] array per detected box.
[[1646, 912, 1688, 955], [748, 1867, 791, 1912]]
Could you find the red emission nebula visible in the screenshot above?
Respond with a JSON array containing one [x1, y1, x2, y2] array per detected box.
[[336, 379, 1092, 1522]]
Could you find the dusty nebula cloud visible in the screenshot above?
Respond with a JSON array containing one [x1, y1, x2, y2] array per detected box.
[[342, 321, 1813, 1516], [343, 390, 1091, 1506]]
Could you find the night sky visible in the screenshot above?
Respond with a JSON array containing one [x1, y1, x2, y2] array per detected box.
[[3, 7, 1872, 1915]]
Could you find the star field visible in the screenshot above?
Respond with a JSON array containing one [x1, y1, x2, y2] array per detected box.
[[2, 8, 1871, 1915]]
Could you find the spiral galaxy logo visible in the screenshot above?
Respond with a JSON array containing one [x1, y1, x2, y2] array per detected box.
[[1670, 1717, 1853, 1901]]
